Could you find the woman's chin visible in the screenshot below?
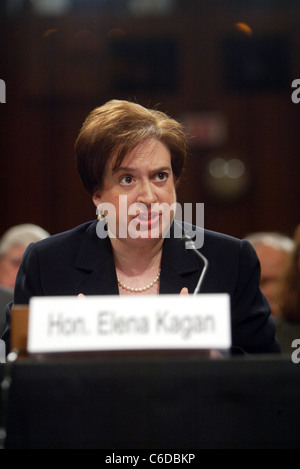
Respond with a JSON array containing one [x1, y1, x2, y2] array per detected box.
[[107, 216, 174, 243]]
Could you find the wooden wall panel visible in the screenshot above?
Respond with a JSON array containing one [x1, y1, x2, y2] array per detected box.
[[0, 0, 299, 241]]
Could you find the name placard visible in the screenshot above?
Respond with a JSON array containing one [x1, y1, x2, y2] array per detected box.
[[27, 294, 231, 353]]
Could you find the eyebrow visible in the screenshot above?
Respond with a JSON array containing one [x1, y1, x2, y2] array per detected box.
[[113, 166, 172, 174]]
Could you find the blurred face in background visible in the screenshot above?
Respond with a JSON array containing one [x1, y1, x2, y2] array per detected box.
[[0, 244, 25, 290], [254, 243, 290, 316]]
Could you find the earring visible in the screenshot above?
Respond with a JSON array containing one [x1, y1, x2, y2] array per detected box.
[[96, 208, 105, 221]]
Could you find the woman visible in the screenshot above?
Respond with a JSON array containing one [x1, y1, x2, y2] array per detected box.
[[76, 100, 186, 295], [275, 224, 300, 353], [2, 100, 280, 354]]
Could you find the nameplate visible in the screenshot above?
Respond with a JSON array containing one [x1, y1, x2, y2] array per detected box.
[[27, 294, 231, 353]]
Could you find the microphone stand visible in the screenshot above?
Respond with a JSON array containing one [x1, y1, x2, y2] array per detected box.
[[182, 235, 209, 295]]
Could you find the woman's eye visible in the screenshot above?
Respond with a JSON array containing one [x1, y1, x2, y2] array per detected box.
[[155, 172, 168, 181], [120, 175, 133, 185]]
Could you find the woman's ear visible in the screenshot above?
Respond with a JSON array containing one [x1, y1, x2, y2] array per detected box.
[[92, 190, 105, 221], [92, 190, 101, 208]]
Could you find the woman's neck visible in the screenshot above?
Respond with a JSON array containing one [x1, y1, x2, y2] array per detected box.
[[110, 237, 164, 276]]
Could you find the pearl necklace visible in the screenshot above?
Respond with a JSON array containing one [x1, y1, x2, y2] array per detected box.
[[117, 269, 161, 293]]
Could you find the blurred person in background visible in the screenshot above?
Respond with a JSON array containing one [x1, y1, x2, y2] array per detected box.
[[0, 223, 49, 337], [0, 223, 50, 290], [275, 225, 300, 354], [245, 232, 294, 317]]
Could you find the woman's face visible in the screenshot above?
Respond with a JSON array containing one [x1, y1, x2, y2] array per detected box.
[[92, 139, 177, 244]]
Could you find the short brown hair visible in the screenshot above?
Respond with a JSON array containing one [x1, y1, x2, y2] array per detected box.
[[74, 99, 187, 194]]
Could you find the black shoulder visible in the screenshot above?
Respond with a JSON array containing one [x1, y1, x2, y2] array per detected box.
[[32, 220, 98, 252]]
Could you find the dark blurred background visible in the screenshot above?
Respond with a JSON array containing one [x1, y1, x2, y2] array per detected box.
[[0, 0, 299, 239]]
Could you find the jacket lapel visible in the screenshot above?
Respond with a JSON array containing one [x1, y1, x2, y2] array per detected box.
[[73, 221, 119, 295], [160, 234, 205, 294]]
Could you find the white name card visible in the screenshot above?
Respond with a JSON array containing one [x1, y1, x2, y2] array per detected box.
[[27, 294, 231, 354]]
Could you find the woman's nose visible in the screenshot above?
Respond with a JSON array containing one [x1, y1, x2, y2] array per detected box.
[[137, 180, 157, 205]]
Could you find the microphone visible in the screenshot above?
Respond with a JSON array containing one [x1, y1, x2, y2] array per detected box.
[[182, 234, 209, 295]]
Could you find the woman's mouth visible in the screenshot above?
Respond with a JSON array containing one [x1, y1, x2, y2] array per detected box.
[[135, 211, 161, 229]]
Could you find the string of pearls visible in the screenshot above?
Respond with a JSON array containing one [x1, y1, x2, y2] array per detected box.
[[117, 269, 161, 293]]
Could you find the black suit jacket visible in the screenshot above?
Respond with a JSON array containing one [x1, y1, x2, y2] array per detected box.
[[2, 220, 280, 354]]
